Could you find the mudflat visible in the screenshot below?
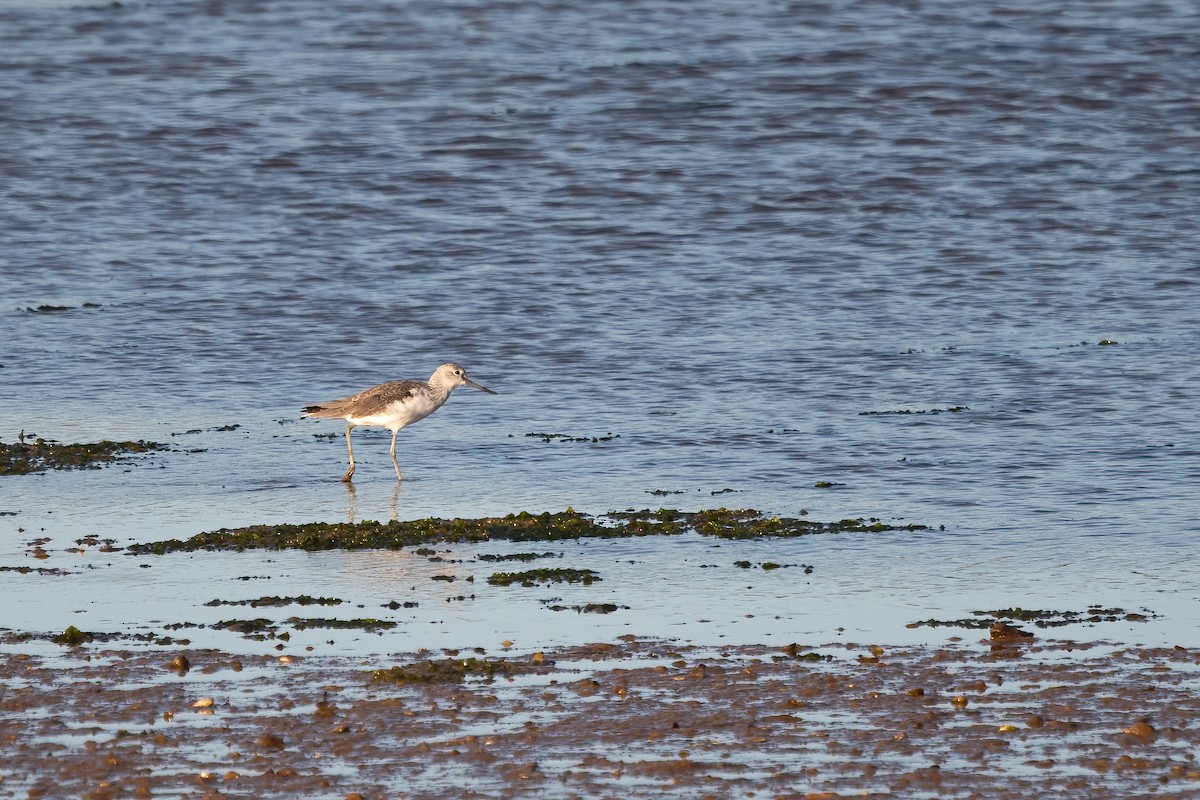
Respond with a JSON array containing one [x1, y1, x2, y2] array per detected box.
[[2, 636, 1196, 799]]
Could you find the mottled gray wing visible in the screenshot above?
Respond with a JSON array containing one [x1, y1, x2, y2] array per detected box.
[[303, 379, 423, 418]]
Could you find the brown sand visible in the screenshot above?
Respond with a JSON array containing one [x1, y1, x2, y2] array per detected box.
[[1, 636, 1197, 799]]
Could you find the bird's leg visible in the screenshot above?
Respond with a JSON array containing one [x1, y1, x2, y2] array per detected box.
[[390, 429, 403, 481], [341, 424, 356, 483]]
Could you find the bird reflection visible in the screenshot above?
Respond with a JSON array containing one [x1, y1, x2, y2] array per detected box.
[[345, 481, 357, 523], [343, 481, 402, 522]]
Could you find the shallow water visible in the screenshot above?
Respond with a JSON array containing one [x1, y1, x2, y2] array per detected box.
[[2, 0, 1199, 654]]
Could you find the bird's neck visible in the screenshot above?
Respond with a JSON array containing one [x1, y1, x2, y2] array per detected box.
[[426, 381, 455, 404]]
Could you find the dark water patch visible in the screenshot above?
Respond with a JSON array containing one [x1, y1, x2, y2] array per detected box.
[[523, 432, 620, 443], [859, 406, 971, 416], [21, 303, 102, 313], [126, 509, 932, 554], [0, 436, 168, 474]]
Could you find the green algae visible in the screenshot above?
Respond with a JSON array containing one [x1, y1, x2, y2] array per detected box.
[[46, 626, 182, 646], [53, 626, 91, 646], [216, 618, 276, 634], [214, 617, 395, 637], [685, 508, 925, 539], [0, 565, 72, 576], [908, 606, 1158, 630], [203, 596, 343, 608], [544, 603, 629, 614], [478, 551, 559, 562], [487, 567, 600, 587], [289, 618, 395, 631], [779, 644, 834, 663], [372, 657, 534, 684], [1, 436, 168, 475], [127, 508, 932, 554], [734, 560, 809, 572], [127, 510, 610, 554], [383, 600, 419, 609]]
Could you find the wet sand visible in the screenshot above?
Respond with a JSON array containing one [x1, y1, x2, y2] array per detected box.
[[2, 636, 1197, 799]]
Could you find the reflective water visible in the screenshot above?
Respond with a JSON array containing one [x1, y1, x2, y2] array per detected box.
[[2, 0, 1198, 652]]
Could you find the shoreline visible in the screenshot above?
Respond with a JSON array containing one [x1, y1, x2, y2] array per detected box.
[[2, 636, 1197, 799]]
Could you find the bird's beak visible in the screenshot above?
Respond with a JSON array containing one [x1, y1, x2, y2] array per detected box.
[[467, 378, 497, 395]]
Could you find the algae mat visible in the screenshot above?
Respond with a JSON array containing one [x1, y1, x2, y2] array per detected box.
[[125, 508, 930, 553]]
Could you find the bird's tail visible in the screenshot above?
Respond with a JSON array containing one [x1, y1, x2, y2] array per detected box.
[[300, 403, 346, 419]]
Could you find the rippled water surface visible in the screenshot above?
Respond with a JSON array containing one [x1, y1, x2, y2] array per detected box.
[[2, 0, 1199, 652]]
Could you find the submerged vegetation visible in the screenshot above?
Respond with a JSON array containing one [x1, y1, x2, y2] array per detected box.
[[907, 607, 1158, 630], [203, 596, 343, 608], [1, 434, 167, 475], [127, 508, 932, 554], [372, 656, 541, 684], [858, 406, 970, 416], [487, 568, 600, 587]]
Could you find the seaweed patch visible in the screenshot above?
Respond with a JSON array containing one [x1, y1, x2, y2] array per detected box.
[[372, 656, 544, 684], [907, 606, 1159, 630], [487, 568, 600, 587], [203, 596, 343, 608], [127, 508, 932, 554], [859, 406, 969, 416], [1, 434, 168, 475]]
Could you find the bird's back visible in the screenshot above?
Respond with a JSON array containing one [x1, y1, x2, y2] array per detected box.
[[302, 379, 441, 428]]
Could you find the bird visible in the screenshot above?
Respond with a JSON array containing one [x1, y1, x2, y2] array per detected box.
[[301, 362, 496, 482]]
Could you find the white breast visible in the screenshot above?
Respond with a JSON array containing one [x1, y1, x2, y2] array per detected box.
[[347, 393, 444, 430]]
